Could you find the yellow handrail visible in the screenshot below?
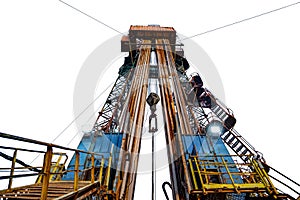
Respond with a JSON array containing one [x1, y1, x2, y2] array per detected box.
[[188, 154, 280, 196], [0, 131, 108, 199], [91, 154, 95, 183], [99, 157, 105, 185], [49, 153, 62, 181], [194, 157, 206, 194], [221, 157, 238, 193], [188, 158, 198, 190], [41, 146, 53, 200], [74, 151, 79, 191]]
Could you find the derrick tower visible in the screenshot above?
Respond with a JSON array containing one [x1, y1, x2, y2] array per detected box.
[[0, 25, 299, 200], [63, 25, 299, 199]]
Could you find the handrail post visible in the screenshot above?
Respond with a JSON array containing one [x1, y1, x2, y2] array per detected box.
[[41, 146, 53, 200], [91, 153, 95, 183], [99, 157, 105, 185], [74, 151, 79, 191], [49, 153, 63, 181], [188, 158, 198, 190], [194, 157, 206, 194], [8, 149, 17, 190], [105, 153, 112, 187], [221, 157, 238, 193], [104, 144, 114, 187]]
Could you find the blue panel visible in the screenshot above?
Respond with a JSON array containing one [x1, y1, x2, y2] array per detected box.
[[181, 135, 243, 184], [182, 135, 194, 158], [200, 136, 211, 154], [213, 138, 243, 184], [62, 133, 123, 181], [181, 135, 212, 156]]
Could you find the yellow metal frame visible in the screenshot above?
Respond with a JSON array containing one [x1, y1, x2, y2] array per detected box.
[[188, 155, 279, 198]]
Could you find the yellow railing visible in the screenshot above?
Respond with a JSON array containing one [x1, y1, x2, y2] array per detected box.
[[35, 152, 67, 183], [0, 132, 112, 200], [188, 154, 279, 197]]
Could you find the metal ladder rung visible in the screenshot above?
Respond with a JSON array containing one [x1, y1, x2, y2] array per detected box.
[[236, 145, 243, 153], [218, 111, 227, 120], [241, 149, 249, 155], [216, 109, 223, 116], [223, 132, 231, 141], [231, 140, 240, 148], [227, 136, 235, 144], [212, 105, 221, 113]]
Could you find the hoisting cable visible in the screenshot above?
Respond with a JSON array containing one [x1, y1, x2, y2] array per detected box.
[[29, 81, 114, 165], [181, 1, 300, 41], [147, 92, 160, 200], [58, 0, 124, 35]]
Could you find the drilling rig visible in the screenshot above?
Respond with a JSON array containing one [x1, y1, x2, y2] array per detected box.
[[0, 25, 299, 200]]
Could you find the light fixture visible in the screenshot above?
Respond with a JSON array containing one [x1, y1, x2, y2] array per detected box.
[[205, 120, 226, 138]]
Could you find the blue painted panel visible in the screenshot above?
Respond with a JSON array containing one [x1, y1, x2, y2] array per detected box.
[[181, 135, 243, 184], [62, 133, 123, 181], [213, 138, 243, 184]]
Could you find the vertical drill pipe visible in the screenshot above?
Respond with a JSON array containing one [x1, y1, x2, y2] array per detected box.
[[163, 39, 193, 194], [125, 46, 145, 157], [156, 39, 180, 200], [119, 41, 151, 199], [118, 46, 146, 198], [127, 42, 151, 199], [112, 68, 140, 192], [125, 45, 149, 197], [164, 39, 193, 135], [159, 39, 193, 196], [126, 45, 149, 150]]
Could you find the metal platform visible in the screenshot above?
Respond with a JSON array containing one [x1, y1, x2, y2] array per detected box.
[[1, 181, 97, 200]]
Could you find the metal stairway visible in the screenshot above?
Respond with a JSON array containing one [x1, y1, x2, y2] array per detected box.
[[0, 132, 109, 200], [1, 181, 93, 200]]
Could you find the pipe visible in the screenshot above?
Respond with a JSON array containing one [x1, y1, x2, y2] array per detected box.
[[162, 181, 173, 200], [156, 40, 180, 200]]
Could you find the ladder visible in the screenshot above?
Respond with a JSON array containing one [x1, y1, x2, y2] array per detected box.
[[221, 129, 257, 162]]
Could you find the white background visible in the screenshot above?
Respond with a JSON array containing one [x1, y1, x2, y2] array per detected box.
[[0, 0, 300, 199]]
